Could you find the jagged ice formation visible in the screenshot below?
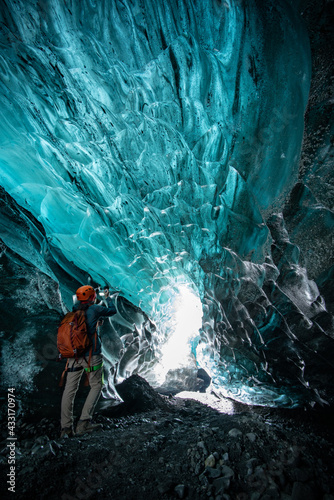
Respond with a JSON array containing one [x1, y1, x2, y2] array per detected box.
[[0, 0, 333, 409]]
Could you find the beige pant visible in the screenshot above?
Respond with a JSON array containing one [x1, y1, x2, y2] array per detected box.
[[60, 354, 103, 429]]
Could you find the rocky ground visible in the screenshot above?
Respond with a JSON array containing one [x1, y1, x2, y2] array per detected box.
[[1, 376, 334, 500]]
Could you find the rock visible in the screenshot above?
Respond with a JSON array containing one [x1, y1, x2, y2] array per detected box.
[[174, 484, 186, 499], [157, 480, 173, 495], [229, 442, 242, 460], [245, 457, 258, 473], [115, 374, 168, 412], [205, 454, 216, 468], [198, 441, 208, 455], [206, 466, 222, 479], [221, 465, 234, 479], [199, 474, 210, 486], [228, 428, 242, 438], [173, 418, 184, 425], [246, 432, 257, 442], [213, 476, 230, 494], [195, 462, 202, 475]]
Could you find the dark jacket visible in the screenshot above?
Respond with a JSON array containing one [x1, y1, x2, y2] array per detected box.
[[72, 301, 117, 355]]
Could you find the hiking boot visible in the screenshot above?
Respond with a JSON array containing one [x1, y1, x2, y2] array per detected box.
[[60, 427, 75, 438], [76, 419, 102, 436]]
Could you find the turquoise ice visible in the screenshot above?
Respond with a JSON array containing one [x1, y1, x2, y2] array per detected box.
[[0, 0, 333, 407]]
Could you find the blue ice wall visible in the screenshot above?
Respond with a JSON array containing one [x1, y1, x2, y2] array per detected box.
[[0, 0, 333, 407]]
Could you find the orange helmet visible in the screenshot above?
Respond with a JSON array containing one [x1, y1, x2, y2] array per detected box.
[[76, 285, 96, 302]]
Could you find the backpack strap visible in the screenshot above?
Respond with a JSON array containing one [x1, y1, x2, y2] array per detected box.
[[84, 362, 103, 373], [84, 360, 104, 385], [59, 358, 69, 387], [83, 329, 98, 386], [75, 304, 97, 386], [67, 364, 84, 373]]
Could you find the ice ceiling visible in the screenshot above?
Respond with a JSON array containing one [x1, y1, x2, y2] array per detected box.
[[0, 0, 333, 408]]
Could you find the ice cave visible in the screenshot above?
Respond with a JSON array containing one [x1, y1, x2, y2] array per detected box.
[[0, 0, 333, 418]]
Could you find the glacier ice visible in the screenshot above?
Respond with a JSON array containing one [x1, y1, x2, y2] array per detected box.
[[0, 0, 333, 408]]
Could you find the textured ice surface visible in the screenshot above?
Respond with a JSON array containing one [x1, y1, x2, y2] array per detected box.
[[0, 0, 333, 407]]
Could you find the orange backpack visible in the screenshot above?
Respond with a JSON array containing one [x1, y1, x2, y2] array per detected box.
[[57, 309, 91, 359], [57, 307, 97, 387]]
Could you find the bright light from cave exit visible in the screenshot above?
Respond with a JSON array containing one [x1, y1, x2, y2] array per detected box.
[[154, 285, 203, 383], [150, 285, 235, 415]]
